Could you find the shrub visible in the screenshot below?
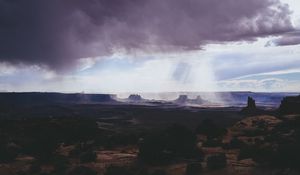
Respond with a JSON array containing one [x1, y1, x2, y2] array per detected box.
[[271, 143, 300, 169], [0, 144, 18, 163], [203, 138, 223, 147], [68, 166, 97, 175], [151, 169, 166, 175], [196, 119, 227, 139], [223, 137, 245, 149], [238, 146, 257, 160], [104, 165, 133, 175], [242, 128, 266, 137], [186, 162, 202, 175], [138, 124, 199, 164], [80, 151, 97, 163], [28, 161, 41, 174], [207, 153, 227, 170], [51, 155, 70, 173]]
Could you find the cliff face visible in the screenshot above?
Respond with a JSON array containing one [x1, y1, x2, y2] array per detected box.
[[127, 94, 143, 102], [174, 95, 205, 105], [174, 95, 188, 104], [279, 95, 300, 114], [190, 96, 205, 104]]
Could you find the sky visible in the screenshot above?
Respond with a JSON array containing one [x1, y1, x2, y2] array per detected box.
[[0, 0, 300, 93]]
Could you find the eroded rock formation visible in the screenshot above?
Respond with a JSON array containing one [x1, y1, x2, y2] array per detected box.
[[279, 95, 300, 114], [128, 94, 143, 102], [241, 97, 259, 115]]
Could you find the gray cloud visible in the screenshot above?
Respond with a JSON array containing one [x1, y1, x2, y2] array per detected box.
[[0, 0, 294, 70], [212, 50, 300, 81], [266, 30, 300, 46]]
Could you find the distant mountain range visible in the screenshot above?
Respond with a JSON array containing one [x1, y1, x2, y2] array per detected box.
[[0, 92, 299, 107], [0, 92, 117, 105]]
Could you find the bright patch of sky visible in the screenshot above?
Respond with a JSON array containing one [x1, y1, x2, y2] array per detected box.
[[1, 38, 299, 92]]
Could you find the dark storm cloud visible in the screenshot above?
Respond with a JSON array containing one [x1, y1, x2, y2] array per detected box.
[[0, 0, 295, 70]]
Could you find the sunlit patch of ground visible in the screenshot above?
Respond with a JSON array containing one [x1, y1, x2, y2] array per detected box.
[[232, 115, 282, 131], [0, 156, 34, 175]]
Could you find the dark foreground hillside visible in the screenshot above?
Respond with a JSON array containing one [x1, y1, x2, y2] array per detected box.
[[0, 94, 300, 175]]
